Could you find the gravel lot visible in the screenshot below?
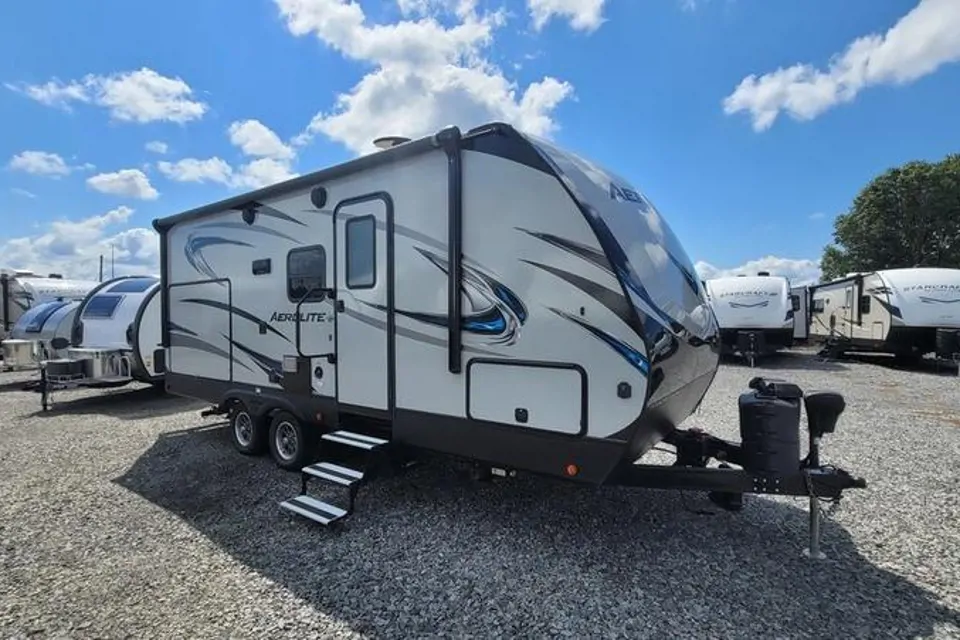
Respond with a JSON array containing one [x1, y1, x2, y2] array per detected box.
[[1, 349, 959, 639]]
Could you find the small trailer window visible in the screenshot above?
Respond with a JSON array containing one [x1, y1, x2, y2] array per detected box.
[[24, 301, 69, 333], [287, 246, 327, 302], [811, 299, 825, 313], [859, 295, 871, 314], [346, 215, 376, 289], [83, 294, 123, 319], [107, 277, 156, 293], [790, 295, 801, 311]]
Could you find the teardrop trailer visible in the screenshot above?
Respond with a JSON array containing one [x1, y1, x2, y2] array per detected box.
[[152, 122, 865, 556], [35, 275, 164, 409]]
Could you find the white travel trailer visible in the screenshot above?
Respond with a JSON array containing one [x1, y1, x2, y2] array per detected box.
[[153, 122, 864, 554], [38, 275, 164, 409], [791, 285, 809, 342], [1, 299, 81, 371], [0, 270, 99, 342], [704, 273, 794, 365], [809, 267, 960, 361]]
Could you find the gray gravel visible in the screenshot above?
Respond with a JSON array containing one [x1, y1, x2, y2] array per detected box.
[[1, 349, 960, 639]]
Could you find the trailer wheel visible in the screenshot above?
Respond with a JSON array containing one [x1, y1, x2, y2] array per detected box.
[[229, 402, 267, 456], [268, 410, 313, 470]]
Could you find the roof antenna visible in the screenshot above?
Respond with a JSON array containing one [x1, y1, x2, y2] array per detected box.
[[373, 136, 411, 150]]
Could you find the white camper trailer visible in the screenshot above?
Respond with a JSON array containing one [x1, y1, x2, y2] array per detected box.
[[791, 285, 808, 342], [704, 273, 794, 365], [152, 122, 863, 552], [38, 275, 164, 409], [0, 270, 99, 342], [809, 267, 960, 361], [1, 299, 80, 370]]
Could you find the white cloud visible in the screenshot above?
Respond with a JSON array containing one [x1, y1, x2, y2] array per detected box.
[[527, 0, 607, 32], [10, 187, 37, 198], [0, 207, 159, 280], [227, 119, 295, 160], [276, 0, 577, 155], [723, 0, 960, 131], [7, 67, 208, 124], [397, 0, 476, 19], [809, 211, 826, 220], [157, 157, 234, 185], [7, 151, 93, 178], [157, 156, 297, 190], [145, 141, 169, 154], [87, 169, 160, 200], [232, 158, 298, 189], [696, 256, 822, 286]]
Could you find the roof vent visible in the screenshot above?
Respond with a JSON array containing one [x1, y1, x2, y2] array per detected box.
[[48, 273, 63, 279], [373, 136, 411, 150], [757, 271, 770, 276]]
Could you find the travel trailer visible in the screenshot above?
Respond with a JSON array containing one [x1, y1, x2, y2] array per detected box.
[[0, 270, 99, 342], [808, 267, 960, 361], [1, 299, 81, 371], [703, 273, 794, 365], [38, 275, 163, 409], [153, 122, 864, 555], [791, 285, 809, 342]]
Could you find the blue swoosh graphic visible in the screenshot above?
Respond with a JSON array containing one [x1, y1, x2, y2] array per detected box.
[[919, 296, 960, 304], [383, 247, 528, 345], [550, 307, 650, 376]]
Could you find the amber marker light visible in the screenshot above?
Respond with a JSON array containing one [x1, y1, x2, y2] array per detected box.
[[565, 464, 579, 477]]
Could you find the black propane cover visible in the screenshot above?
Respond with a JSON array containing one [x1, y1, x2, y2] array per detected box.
[[738, 377, 803, 476]]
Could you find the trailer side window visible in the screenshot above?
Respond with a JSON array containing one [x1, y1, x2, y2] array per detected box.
[[83, 294, 123, 319], [287, 246, 327, 302], [859, 295, 871, 314], [791, 295, 801, 311], [812, 299, 825, 313], [346, 215, 376, 289]]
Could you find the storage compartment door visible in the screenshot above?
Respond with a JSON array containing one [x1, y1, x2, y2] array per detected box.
[[467, 360, 586, 435]]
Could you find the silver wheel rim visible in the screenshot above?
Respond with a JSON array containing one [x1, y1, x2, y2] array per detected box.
[[275, 421, 299, 461], [234, 411, 254, 447]]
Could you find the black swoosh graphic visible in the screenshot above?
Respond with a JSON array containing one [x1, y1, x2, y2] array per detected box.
[[181, 298, 290, 343], [168, 331, 255, 373]]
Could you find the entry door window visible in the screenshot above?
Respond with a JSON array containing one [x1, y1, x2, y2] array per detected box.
[[346, 215, 376, 289]]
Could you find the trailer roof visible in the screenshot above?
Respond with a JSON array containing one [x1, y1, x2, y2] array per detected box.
[[152, 127, 455, 232]]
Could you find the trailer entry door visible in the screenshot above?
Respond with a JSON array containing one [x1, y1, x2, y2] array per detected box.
[[334, 195, 392, 413]]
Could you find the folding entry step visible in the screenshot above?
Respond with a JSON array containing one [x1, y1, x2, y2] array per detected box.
[[279, 429, 390, 527]]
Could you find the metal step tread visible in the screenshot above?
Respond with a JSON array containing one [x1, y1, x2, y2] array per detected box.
[[322, 429, 390, 450], [279, 495, 348, 525], [302, 461, 364, 486]]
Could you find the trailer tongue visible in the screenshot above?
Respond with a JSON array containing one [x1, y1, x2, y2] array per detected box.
[[610, 376, 865, 559]]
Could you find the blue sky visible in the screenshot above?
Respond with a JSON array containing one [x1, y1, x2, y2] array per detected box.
[[2, 0, 959, 284]]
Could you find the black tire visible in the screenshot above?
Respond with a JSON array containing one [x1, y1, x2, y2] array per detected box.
[[268, 410, 314, 470], [229, 402, 267, 456]]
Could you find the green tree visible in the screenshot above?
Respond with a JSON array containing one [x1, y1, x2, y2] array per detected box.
[[819, 154, 960, 282]]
